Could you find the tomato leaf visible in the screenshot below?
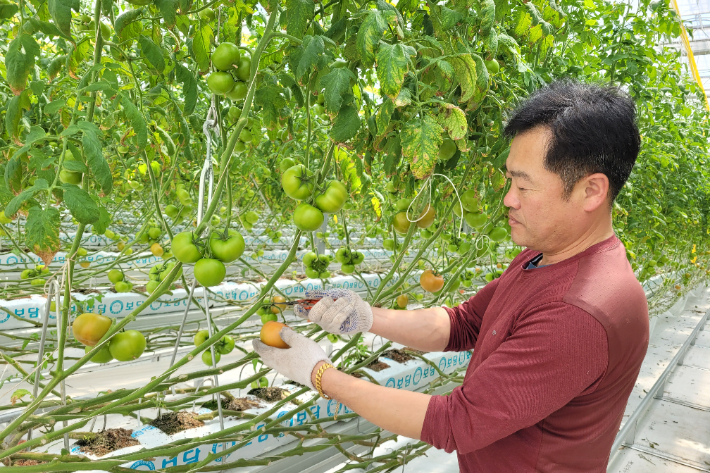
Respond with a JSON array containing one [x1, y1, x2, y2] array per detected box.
[[401, 115, 443, 179], [139, 35, 166, 73], [26, 206, 61, 258], [62, 184, 100, 224], [0, 3, 19, 19], [5, 179, 47, 217], [5, 34, 40, 95], [376, 42, 413, 101], [451, 54, 477, 102], [255, 85, 287, 128], [329, 104, 361, 143], [296, 35, 324, 83], [357, 10, 391, 68], [376, 97, 394, 135], [47, 0, 79, 38], [115, 7, 143, 38], [4, 90, 32, 144], [77, 121, 112, 195], [192, 24, 213, 71], [438, 103, 467, 140], [119, 94, 148, 150], [319, 67, 353, 114], [176, 64, 197, 115], [154, 0, 177, 28], [285, 0, 314, 39], [92, 205, 111, 235]]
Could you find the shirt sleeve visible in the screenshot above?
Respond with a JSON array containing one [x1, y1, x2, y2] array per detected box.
[[421, 302, 609, 455], [443, 277, 500, 352]]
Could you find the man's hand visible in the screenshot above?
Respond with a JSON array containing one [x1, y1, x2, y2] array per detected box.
[[295, 289, 373, 335], [251, 327, 331, 391]]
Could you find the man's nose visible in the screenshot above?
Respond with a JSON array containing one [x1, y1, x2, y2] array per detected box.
[[503, 187, 519, 209]]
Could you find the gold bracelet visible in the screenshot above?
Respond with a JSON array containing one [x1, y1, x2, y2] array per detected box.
[[315, 362, 335, 399]]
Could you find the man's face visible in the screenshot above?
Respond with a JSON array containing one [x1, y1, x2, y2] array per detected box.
[[503, 127, 585, 253]]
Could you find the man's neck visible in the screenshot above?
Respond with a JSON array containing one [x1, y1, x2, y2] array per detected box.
[[539, 222, 615, 266]]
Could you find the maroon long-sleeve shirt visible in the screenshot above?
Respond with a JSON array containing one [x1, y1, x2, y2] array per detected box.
[[421, 235, 649, 472]]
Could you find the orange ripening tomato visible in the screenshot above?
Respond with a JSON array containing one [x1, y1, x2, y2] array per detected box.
[[72, 313, 113, 346], [420, 269, 445, 293], [271, 295, 287, 314], [260, 321, 290, 348]]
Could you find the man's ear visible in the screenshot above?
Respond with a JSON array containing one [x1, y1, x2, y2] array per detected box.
[[581, 173, 610, 212]]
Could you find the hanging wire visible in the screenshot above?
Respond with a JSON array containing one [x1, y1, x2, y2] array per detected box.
[[405, 173, 465, 238]]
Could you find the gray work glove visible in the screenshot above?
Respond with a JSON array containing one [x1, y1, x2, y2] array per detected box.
[[294, 289, 374, 335], [251, 327, 331, 391]]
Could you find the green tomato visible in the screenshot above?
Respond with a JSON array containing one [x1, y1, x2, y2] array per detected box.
[[489, 226, 508, 242], [392, 211, 413, 235], [202, 350, 220, 365], [461, 190, 480, 213], [194, 258, 226, 287], [108, 269, 124, 284], [439, 138, 457, 161], [239, 128, 252, 142], [194, 329, 209, 346], [281, 164, 313, 200], [305, 267, 320, 278], [293, 203, 324, 231], [244, 211, 259, 224], [148, 227, 162, 239], [260, 312, 278, 324], [146, 280, 161, 294], [464, 212, 488, 229], [31, 278, 46, 286], [485, 58, 500, 74], [335, 247, 352, 264], [165, 204, 179, 218], [226, 81, 248, 100], [207, 72, 236, 96], [352, 251, 364, 265], [234, 140, 246, 152], [77, 247, 88, 257], [108, 330, 146, 361], [235, 56, 251, 81], [209, 229, 245, 263], [86, 345, 113, 364], [279, 157, 297, 173], [20, 269, 32, 279], [60, 170, 82, 185], [198, 7, 215, 21], [341, 263, 355, 274], [171, 232, 203, 263], [395, 198, 412, 212], [302, 251, 317, 267], [115, 281, 132, 292], [217, 335, 235, 354], [383, 238, 395, 251], [319, 270, 331, 278], [211, 42, 240, 71], [314, 180, 348, 213], [176, 188, 192, 206]]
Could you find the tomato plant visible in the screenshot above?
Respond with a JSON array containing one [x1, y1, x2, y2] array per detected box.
[[0, 0, 708, 467]]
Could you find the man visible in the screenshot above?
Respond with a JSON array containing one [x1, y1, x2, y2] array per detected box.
[[253, 80, 649, 472]]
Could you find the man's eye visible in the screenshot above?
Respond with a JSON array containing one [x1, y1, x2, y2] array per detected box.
[[518, 187, 527, 191]]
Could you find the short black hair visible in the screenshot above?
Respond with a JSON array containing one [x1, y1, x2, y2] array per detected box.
[[503, 80, 640, 202]]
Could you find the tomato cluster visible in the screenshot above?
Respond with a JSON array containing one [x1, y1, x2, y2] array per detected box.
[[72, 313, 146, 363], [194, 329, 235, 365], [147, 261, 182, 295], [171, 229, 245, 287], [108, 268, 133, 293], [335, 247, 365, 274], [206, 43, 251, 98], [138, 224, 164, 257], [20, 264, 50, 287], [303, 252, 332, 279]]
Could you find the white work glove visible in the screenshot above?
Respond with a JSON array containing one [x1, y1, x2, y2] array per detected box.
[[251, 327, 331, 391], [295, 289, 373, 335]]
